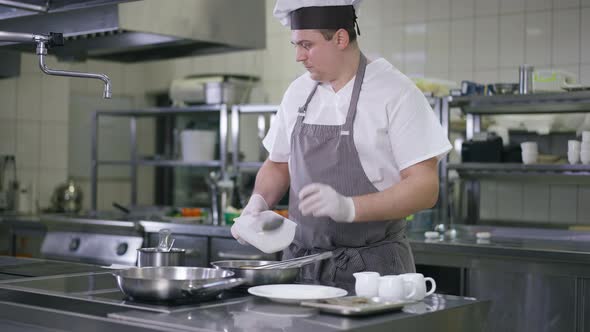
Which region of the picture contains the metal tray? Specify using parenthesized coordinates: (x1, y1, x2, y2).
(300, 296, 411, 316)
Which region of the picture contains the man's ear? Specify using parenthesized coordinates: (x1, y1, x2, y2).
(334, 28, 350, 49)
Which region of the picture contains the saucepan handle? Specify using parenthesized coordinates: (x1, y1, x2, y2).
(182, 277, 245, 296)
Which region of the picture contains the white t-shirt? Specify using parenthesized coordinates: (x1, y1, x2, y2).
(262, 57, 452, 191)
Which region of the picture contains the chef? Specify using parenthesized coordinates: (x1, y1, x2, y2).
(232, 0, 452, 291)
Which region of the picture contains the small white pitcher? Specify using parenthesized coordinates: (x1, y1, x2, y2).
(353, 271, 380, 297)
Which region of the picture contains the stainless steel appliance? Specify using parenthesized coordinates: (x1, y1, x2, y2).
(40, 214, 144, 266)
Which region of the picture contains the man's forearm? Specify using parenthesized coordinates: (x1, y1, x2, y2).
(252, 159, 290, 208)
(353, 158, 439, 222)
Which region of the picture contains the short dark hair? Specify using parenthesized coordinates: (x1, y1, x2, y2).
(318, 27, 357, 42)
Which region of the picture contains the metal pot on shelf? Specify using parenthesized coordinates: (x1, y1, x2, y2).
(51, 180, 83, 213)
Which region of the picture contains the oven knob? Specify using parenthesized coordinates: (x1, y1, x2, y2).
(69, 238, 80, 251)
(116, 243, 128, 256)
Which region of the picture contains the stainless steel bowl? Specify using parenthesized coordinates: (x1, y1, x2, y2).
(210, 260, 299, 286)
(113, 266, 243, 302)
(137, 247, 186, 267)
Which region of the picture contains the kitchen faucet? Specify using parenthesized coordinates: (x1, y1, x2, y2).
(0, 31, 111, 99)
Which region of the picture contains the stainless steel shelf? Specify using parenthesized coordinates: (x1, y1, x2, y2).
(448, 162, 590, 176)
(449, 91, 590, 114)
(236, 161, 264, 170)
(98, 159, 222, 167)
(95, 105, 227, 116)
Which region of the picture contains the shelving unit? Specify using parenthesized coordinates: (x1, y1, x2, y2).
(230, 104, 279, 174)
(446, 91, 590, 224)
(90, 105, 229, 211)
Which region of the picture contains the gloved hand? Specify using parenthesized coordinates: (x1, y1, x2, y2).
(298, 183, 355, 222)
(231, 194, 269, 245)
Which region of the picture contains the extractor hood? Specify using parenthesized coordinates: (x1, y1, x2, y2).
(0, 0, 266, 62)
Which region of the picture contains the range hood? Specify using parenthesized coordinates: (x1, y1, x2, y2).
(0, 0, 266, 62)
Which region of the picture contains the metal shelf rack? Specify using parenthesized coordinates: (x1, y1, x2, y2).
(230, 104, 279, 174)
(446, 91, 590, 223)
(90, 105, 229, 211)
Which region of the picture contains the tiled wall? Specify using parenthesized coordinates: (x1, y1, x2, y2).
(2, 0, 590, 219)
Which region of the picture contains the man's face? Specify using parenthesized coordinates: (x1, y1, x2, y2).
(291, 29, 340, 82)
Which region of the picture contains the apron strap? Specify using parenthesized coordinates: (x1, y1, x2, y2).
(342, 53, 368, 133)
(298, 82, 321, 117)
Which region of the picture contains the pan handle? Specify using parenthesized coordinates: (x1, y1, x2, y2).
(182, 277, 245, 296)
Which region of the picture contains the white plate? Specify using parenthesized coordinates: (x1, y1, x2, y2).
(248, 284, 347, 304)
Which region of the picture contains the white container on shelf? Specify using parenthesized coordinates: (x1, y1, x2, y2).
(180, 130, 216, 162)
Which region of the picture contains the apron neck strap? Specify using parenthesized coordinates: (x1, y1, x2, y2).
(299, 82, 320, 116)
(343, 52, 367, 131)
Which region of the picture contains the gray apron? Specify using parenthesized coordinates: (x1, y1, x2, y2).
(284, 53, 416, 292)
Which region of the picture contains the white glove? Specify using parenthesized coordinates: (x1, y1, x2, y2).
(298, 183, 355, 223)
(231, 194, 269, 245)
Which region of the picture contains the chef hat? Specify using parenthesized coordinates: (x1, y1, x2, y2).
(273, 0, 363, 34)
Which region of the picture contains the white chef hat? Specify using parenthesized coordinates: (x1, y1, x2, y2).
(273, 0, 363, 34)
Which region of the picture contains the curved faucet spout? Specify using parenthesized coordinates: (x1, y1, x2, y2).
(38, 53, 112, 99)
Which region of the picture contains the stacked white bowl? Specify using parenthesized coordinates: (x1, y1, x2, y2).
(568, 140, 581, 164)
(581, 131, 590, 165)
(521, 141, 538, 165)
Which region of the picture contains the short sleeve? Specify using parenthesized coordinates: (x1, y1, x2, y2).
(388, 88, 452, 171)
(262, 103, 291, 163)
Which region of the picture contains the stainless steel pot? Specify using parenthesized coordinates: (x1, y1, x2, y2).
(112, 266, 244, 302)
(137, 247, 186, 267)
(210, 260, 299, 286)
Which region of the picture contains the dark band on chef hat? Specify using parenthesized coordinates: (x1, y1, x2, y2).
(290, 5, 361, 35)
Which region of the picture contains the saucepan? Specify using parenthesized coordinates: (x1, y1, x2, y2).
(210, 252, 333, 286)
(112, 266, 245, 302)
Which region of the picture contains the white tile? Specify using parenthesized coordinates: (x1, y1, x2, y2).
(382, 24, 405, 71)
(382, 0, 405, 24)
(122, 63, 147, 96)
(451, 0, 475, 18)
(426, 21, 451, 74)
(40, 76, 69, 122)
(450, 18, 475, 72)
(359, 0, 382, 28)
(403, 23, 427, 75)
(40, 122, 68, 170)
(15, 120, 40, 169)
(582, 8, 590, 65)
(474, 16, 499, 70)
(474, 70, 500, 83)
(137, 167, 154, 206)
(0, 119, 16, 155)
(581, 64, 590, 84)
(499, 14, 526, 68)
(427, 0, 451, 21)
(497, 182, 523, 220)
(523, 183, 550, 222)
(19, 54, 39, 75)
(525, 11, 552, 66)
(0, 79, 17, 120)
(578, 186, 590, 224)
(16, 75, 42, 121)
(97, 181, 131, 211)
(501, 0, 525, 13)
(38, 168, 68, 209)
(475, 0, 499, 16)
(450, 70, 474, 82)
(360, 27, 384, 59)
(526, 0, 552, 11)
(479, 181, 497, 219)
(499, 68, 519, 82)
(552, 9, 581, 65)
(584, 0, 590, 7)
(550, 184, 578, 224)
(553, 0, 580, 9)
(404, 0, 427, 22)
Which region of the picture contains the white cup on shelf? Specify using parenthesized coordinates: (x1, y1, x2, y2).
(581, 141, 590, 151)
(400, 273, 437, 302)
(582, 131, 590, 142)
(522, 151, 538, 164)
(568, 140, 581, 152)
(520, 141, 538, 153)
(353, 271, 380, 298)
(568, 150, 580, 165)
(581, 149, 590, 165)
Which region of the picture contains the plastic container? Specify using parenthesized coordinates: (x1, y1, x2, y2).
(232, 211, 297, 254)
(180, 130, 216, 162)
